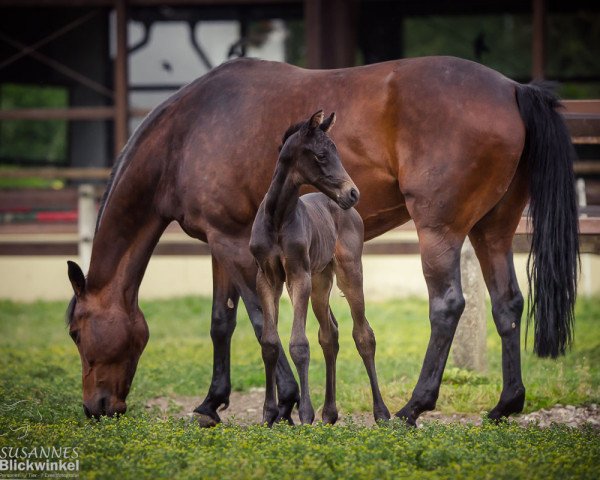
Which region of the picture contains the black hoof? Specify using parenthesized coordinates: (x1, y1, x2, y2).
(263, 405, 279, 427)
(395, 407, 417, 427)
(193, 404, 221, 428)
(322, 408, 339, 425)
(374, 403, 391, 423)
(193, 413, 220, 428)
(276, 394, 299, 425)
(488, 389, 525, 422)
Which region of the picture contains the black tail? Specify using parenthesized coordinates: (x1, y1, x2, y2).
(515, 82, 579, 358)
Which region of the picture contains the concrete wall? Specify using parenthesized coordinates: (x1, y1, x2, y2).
(2, 251, 599, 303)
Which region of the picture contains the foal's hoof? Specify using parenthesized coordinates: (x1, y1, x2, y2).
(262, 406, 279, 427)
(192, 413, 219, 428)
(322, 408, 339, 425)
(374, 405, 391, 423)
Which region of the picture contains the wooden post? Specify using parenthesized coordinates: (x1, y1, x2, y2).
(452, 238, 487, 372)
(305, 0, 322, 69)
(114, 0, 129, 157)
(78, 184, 96, 273)
(532, 0, 546, 80)
(304, 0, 357, 69)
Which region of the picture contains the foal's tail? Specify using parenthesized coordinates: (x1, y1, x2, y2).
(515, 82, 579, 358)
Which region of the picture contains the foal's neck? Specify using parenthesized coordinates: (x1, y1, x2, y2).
(263, 160, 301, 231)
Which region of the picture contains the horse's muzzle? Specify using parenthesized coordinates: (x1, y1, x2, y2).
(83, 397, 127, 419)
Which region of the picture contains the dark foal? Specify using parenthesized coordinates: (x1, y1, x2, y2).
(250, 111, 390, 426)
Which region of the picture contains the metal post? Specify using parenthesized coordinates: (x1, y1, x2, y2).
(452, 238, 487, 372)
(78, 184, 96, 273)
(114, 0, 129, 157)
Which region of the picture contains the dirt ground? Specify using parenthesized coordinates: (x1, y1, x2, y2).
(146, 389, 599, 429)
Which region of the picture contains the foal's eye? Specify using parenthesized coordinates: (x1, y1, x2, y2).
(314, 153, 327, 164)
(69, 330, 80, 344)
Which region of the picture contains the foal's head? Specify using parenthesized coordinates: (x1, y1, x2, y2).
(280, 110, 359, 209)
(66, 261, 149, 419)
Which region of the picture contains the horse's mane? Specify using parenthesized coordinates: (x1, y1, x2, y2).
(279, 121, 305, 152)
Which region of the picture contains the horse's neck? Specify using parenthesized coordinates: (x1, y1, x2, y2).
(86, 186, 167, 308)
(263, 162, 300, 231)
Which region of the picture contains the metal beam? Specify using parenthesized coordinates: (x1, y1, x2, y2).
(0, 107, 150, 120)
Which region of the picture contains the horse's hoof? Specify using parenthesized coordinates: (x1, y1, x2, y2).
(395, 407, 417, 427)
(276, 395, 299, 425)
(275, 414, 295, 426)
(488, 389, 526, 422)
(193, 413, 219, 428)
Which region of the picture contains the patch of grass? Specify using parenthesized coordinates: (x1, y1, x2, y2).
(0, 296, 598, 478)
(0, 416, 597, 480)
(0, 297, 599, 419)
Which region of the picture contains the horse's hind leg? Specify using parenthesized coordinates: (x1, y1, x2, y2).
(235, 267, 300, 424)
(334, 246, 391, 422)
(194, 254, 240, 426)
(396, 229, 465, 426)
(203, 238, 300, 425)
(310, 264, 339, 424)
(469, 181, 528, 420)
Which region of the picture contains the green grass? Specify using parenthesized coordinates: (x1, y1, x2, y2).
(0, 296, 598, 479)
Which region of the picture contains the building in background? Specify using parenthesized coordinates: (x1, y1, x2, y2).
(0, 0, 599, 172)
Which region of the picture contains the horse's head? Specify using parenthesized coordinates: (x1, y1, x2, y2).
(66, 261, 149, 419)
(280, 110, 360, 209)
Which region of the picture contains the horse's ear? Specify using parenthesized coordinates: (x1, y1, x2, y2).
(320, 112, 336, 133)
(308, 110, 325, 130)
(67, 261, 86, 297)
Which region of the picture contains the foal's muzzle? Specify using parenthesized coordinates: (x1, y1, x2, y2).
(338, 186, 360, 210)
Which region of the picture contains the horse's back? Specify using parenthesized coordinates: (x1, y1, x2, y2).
(129, 56, 525, 241)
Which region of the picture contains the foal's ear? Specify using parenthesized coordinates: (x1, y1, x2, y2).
(320, 112, 336, 133)
(67, 261, 86, 297)
(308, 110, 325, 130)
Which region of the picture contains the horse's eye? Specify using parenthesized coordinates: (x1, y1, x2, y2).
(314, 153, 327, 164)
(69, 330, 80, 344)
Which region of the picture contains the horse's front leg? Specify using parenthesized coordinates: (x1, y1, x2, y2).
(194, 254, 239, 427)
(256, 268, 284, 426)
(287, 266, 314, 425)
(396, 229, 465, 426)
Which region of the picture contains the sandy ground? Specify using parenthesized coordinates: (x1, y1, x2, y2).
(146, 389, 600, 429)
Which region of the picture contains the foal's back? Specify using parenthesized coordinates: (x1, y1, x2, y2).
(299, 193, 364, 273)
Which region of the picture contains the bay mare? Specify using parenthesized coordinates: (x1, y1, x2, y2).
(66, 56, 578, 426)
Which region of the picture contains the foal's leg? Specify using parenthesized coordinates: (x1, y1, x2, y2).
(310, 264, 339, 424)
(334, 247, 391, 422)
(287, 263, 315, 424)
(256, 268, 284, 426)
(194, 254, 239, 426)
(469, 177, 528, 421)
(396, 229, 466, 426)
